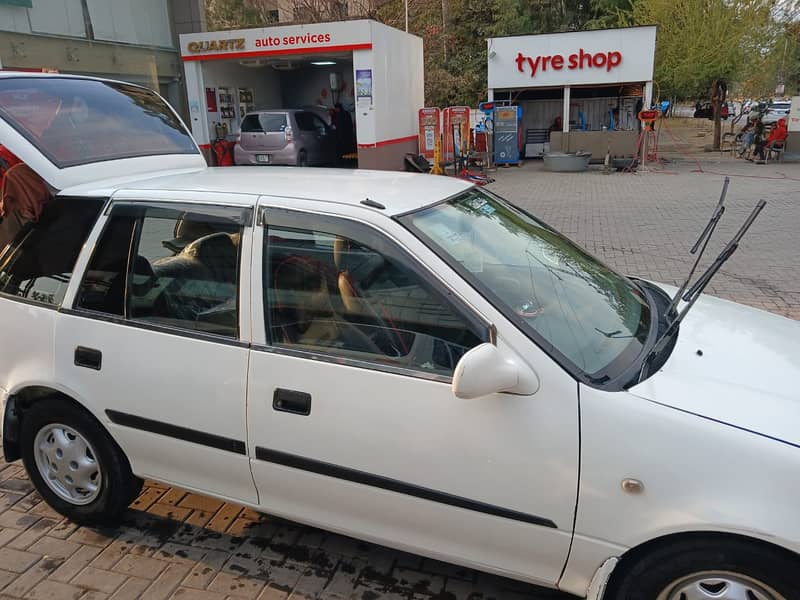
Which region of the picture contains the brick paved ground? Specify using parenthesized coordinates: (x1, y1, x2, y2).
(0, 141, 797, 599)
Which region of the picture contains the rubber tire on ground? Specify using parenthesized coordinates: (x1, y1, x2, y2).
(605, 537, 800, 600)
(20, 398, 143, 525)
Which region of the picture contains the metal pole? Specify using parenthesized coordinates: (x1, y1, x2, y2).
(405, 0, 409, 32)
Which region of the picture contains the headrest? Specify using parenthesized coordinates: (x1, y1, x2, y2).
(183, 232, 235, 261)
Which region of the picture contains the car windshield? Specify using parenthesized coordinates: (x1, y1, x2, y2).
(0, 77, 198, 168)
(402, 189, 652, 383)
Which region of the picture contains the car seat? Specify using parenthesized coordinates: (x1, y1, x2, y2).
(272, 254, 381, 354)
(182, 232, 238, 284)
(333, 237, 408, 356)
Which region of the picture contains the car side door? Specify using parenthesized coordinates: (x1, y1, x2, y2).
(54, 193, 258, 504)
(246, 200, 580, 586)
(292, 112, 319, 163)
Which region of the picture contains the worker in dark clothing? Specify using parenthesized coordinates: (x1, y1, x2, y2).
(332, 103, 355, 165)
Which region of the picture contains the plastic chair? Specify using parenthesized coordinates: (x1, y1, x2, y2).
(766, 141, 785, 163)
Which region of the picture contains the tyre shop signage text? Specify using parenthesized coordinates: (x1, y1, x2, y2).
(515, 49, 622, 78)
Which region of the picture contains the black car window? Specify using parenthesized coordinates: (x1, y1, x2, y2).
(310, 115, 328, 135)
(0, 196, 104, 307)
(293, 112, 316, 132)
(240, 114, 263, 133)
(260, 113, 288, 132)
(76, 203, 247, 339)
(265, 225, 483, 377)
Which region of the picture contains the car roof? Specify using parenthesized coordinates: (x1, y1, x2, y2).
(61, 166, 474, 217)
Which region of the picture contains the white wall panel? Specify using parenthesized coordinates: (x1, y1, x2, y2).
(367, 21, 423, 144)
(29, 0, 85, 37)
(87, 0, 172, 48)
(0, 5, 32, 34)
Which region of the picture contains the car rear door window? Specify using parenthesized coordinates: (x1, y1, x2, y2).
(265, 223, 483, 377)
(76, 203, 250, 339)
(0, 196, 104, 307)
(240, 114, 263, 133)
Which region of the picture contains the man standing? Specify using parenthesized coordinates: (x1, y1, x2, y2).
(332, 103, 355, 166)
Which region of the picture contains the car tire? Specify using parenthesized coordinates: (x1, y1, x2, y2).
(20, 398, 142, 525)
(297, 151, 308, 167)
(605, 537, 800, 600)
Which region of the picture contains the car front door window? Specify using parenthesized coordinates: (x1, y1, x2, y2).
(265, 222, 484, 378)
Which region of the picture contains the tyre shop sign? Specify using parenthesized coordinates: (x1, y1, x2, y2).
(487, 26, 656, 89)
(515, 49, 623, 78)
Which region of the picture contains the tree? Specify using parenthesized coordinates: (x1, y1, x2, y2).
(738, 16, 800, 99)
(206, 0, 381, 30)
(624, 0, 778, 150)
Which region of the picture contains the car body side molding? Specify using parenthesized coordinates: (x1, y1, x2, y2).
(255, 447, 558, 529)
(105, 410, 247, 455)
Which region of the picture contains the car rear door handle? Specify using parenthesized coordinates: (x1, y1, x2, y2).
(273, 388, 311, 416)
(74, 346, 102, 371)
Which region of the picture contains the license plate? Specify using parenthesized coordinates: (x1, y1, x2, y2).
(256, 154, 270, 163)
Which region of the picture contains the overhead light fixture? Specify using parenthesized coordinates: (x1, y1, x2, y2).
(311, 61, 336, 66)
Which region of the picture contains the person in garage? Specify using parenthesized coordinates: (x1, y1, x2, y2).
(332, 103, 355, 165)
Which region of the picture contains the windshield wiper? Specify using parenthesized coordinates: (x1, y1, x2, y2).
(665, 177, 729, 317)
(638, 188, 766, 383)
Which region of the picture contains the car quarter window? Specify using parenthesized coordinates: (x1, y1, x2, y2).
(263, 219, 485, 377)
(75, 203, 250, 339)
(0, 196, 104, 307)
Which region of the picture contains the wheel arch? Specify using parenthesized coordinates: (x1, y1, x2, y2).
(598, 530, 800, 599)
(2, 383, 105, 462)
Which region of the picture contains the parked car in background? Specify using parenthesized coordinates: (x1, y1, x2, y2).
(762, 101, 791, 126)
(694, 102, 729, 120)
(234, 109, 336, 167)
(3, 73, 800, 600)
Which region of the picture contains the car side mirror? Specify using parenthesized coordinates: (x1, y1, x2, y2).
(452, 343, 540, 399)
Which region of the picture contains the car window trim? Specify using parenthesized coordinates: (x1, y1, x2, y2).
(60, 307, 250, 349)
(258, 206, 492, 381)
(71, 199, 252, 343)
(250, 343, 454, 384)
(0, 291, 59, 310)
(106, 201, 254, 226)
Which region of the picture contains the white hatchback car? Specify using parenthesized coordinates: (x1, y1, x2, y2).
(1, 74, 800, 600)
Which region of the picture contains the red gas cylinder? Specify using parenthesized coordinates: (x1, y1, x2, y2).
(212, 140, 235, 166)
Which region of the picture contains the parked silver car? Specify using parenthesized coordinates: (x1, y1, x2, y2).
(234, 109, 336, 166)
(762, 101, 791, 125)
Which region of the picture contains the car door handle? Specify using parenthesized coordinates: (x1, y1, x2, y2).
(273, 388, 311, 416)
(74, 346, 102, 371)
